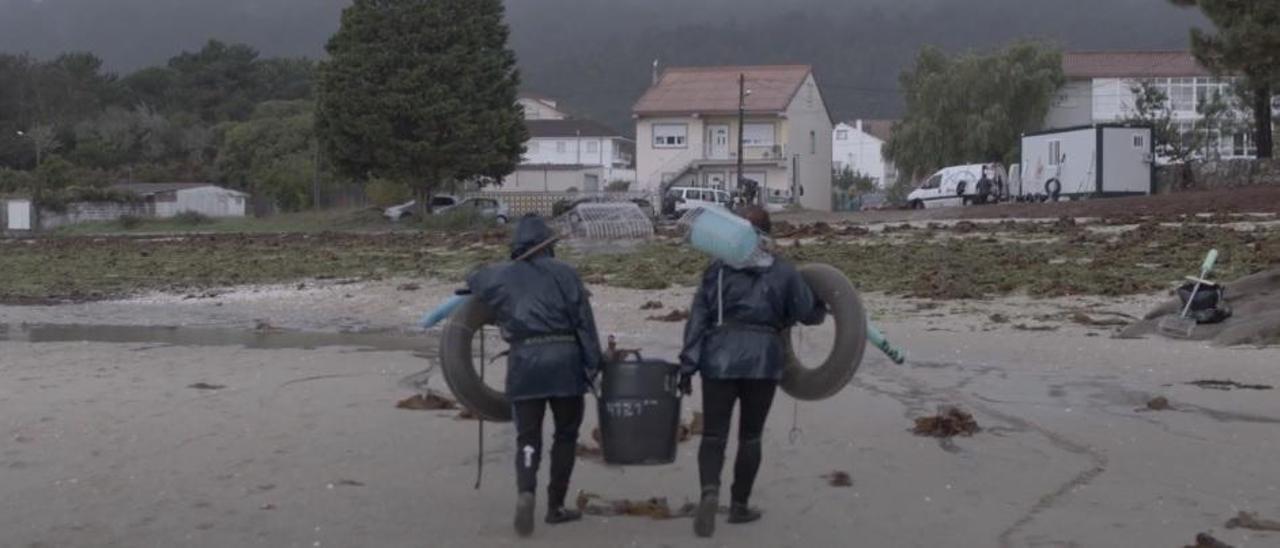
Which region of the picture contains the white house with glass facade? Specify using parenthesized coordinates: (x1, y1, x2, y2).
(1044, 51, 1257, 159)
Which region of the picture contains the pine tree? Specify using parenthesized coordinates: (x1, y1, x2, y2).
(1170, 0, 1280, 158)
(316, 0, 527, 208)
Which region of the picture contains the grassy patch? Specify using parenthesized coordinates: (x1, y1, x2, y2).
(3, 222, 1278, 303)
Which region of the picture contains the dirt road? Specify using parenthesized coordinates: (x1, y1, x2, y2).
(2, 281, 1278, 547)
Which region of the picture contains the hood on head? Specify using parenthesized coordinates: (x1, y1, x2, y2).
(511, 214, 555, 259)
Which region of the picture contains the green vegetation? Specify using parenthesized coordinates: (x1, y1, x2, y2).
(317, 0, 526, 209)
(1170, 0, 1280, 159)
(7, 221, 1277, 303)
(884, 42, 1065, 183)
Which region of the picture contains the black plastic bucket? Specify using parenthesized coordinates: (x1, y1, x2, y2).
(597, 356, 682, 465)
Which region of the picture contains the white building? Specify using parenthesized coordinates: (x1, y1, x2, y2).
(499, 119, 636, 193)
(517, 93, 569, 121)
(1045, 51, 1257, 159)
(832, 119, 897, 188)
(633, 64, 834, 211)
(111, 183, 248, 218)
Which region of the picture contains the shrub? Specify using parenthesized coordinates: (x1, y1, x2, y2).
(419, 207, 490, 231)
(173, 210, 214, 226)
(118, 215, 143, 229)
(365, 179, 413, 208)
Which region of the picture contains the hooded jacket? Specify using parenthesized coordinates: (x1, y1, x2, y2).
(679, 258, 825, 380)
(466, 216, 604, 401)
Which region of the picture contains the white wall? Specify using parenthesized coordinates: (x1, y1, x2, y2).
(156, 187, 247, 218)
(6, 199, 31, 230)
(832, 121, 890, 188)
(636, 117, 705, 192)
(1102, 127, 1153, 194)
(1021, 128, 1099, 197)
(1044, 80, 1094, 129)
(499, 166, 605, 192)
(523, 136, 613, 166)
(517, 98, 567, 120)
(786, 73, 833, 211)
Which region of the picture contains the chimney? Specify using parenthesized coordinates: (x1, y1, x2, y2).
(856, 119, 863, 132)
(652, 59, 660, 85)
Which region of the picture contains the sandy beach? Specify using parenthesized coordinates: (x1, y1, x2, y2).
(3, 278, 1278, 547)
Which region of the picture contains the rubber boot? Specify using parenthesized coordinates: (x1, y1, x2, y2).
(693, 486, 719, 538)
(514, 492, 535, 537)
(545, 506, 583, 524)
(727, 502, 762, 524)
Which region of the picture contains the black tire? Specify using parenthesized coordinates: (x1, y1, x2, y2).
(1045, 178, 1062, 199)
(781, 264, 869, 401)
(439, 297, 513, 421)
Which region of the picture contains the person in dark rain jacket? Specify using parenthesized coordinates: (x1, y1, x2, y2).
(678, 205, 826, 538)
(466, 214, 604, 537)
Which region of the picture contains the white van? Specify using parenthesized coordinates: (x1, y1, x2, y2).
(906, 163, 1006, 209)
(663, 186, 733, 217)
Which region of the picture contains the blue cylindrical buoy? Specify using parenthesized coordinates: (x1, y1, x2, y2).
(420, 294, 470, 329)
(688, 206, 761, 267)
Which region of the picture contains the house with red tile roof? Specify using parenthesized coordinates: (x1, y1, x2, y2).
(1046, 50, 1256, 158)
(633, 64, 834, 211)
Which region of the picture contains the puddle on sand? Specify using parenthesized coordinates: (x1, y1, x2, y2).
(0, 323, 438, 354)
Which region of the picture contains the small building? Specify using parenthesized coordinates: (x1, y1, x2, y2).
(832, 119, 898, 189)
(517, 92, 570, 120)
(500, 118, 636, 193)
(633, 64, 834, 211)
(1017, 124, 1154, 200)
(110, 183, 248, 218)
(1044, 51, 1257, 159)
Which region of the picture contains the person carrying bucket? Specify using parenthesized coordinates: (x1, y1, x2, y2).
(678, 205, 827, 538)
(465, 214, 604, 537)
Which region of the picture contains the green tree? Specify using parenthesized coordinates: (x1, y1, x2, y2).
(832, 165, 877, 195)
(317, 0, 527, 212)
(167, 40, 265, 123)
(884, 42, 1065, 182)
(215, 100, 321, 210)
(1170, 0, 1280, 158)
(1124, 79, 1236, 166)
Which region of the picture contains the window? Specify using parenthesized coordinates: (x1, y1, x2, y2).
(835, 129, 849, 141)
(585, 140, 599, 154)
(556, 141, 567, 153)
(810, 131, 817, 154)
(1048, 140, 1062, 166)
(653, 124, 688, 148)
(742, 123, 775, 146)
(1133, 134, 1145, 149)
(1169, 77, 1195, 112)
(922, 174, 942, 190)
(527, 141, 539, 154)
(1231, 132, 1257, 157)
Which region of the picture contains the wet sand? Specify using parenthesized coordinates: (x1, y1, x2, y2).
(2, 281, 1279, 547)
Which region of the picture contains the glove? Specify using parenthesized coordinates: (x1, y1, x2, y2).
(677, 373, 694, 396)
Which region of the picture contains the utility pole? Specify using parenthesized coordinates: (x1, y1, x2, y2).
(737, 73, 746, 200)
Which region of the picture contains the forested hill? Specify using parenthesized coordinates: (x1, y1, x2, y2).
(0, 0, 1204, 133)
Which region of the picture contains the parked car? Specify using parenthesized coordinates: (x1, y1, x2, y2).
(906, 163, 1006, 209)
(440, 197, 511, 224)
(383, 195, 510, 223)
(552, 195, 655, 218)
(661, 186, 733, 218)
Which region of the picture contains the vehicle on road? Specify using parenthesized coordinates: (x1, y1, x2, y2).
(661, 186, 733, 218)
(385, 196, 511, 223)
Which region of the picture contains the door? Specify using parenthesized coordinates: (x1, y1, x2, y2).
(708, 125, 730, 159)
(584, 173, 600, 192)
(705, 172, 726, 189)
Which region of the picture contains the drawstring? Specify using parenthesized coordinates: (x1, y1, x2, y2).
(475, 326, 485, 490)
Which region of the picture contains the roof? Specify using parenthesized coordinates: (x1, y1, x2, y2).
(526, 119, 625, 138)
(858, 119, 896, 142)
(633, 65, 813, 116)
(518, 91, 558, 105)
(1062, 51, 1213, 79)
(110, 182, 245, 196)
